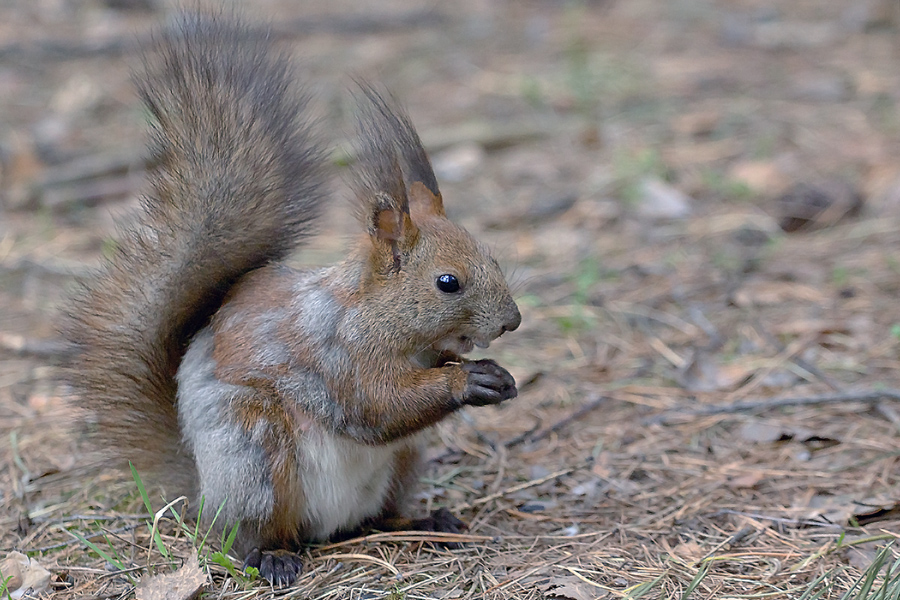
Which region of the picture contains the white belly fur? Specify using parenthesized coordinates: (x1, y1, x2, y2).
(297, 428, 420, 540)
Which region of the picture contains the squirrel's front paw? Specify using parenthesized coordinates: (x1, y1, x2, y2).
(461, 359, 517, 406)
(243, 548, 302, 587)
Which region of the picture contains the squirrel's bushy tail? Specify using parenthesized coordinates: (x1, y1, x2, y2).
(61, 14, 328, 490)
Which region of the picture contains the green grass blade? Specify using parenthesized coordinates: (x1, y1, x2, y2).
(222, 521, 240, 556)
(798, 569, 837, 600)
(69, 529, 127, 571)
(625, 574, 665, 599)
(193, 496, 206, 544)
(130, 462, 173, 560)
(130, 462, 154, 515)
(197, 497, 227, 554)
(681, 563, 710, 600)
(208, 551, 244, 582)
(1, 572, 13, 600)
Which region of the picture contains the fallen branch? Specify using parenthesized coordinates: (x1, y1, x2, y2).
(645, 389, 900, 425)
(0, 256, 90, 278)
(506, 394, 609, 448)
(40, 172, 145, 211)
(35, 149, 147, 190)
(452, 461, 589, 512)
(0, 332, 71, 359)
(0, 9, 446, 61)
(316, 530, 492, 552)
(752, 318, 843, 392)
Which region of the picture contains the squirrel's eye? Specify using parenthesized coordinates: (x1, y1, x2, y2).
(436, 274, 461, 293)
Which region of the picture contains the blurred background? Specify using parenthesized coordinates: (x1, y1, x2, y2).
(2, 1, 900, 598)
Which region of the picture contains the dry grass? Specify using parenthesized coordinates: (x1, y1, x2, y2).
(3, 0, 900, 598)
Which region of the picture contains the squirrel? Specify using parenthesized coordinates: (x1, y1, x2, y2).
(60, 13, 520, 586)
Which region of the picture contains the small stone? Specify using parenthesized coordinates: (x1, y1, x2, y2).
(635, 178, 692, 219)
(671, 110, 721, 137)
(432, 142, 485, 183)
(777, 180, 863, 232)
(529, 465, 550, 479)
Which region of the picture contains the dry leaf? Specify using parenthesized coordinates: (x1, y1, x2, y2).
(846, 544, 880, 570)
(591, 452, 612, 478)
(802, 494, 898, 526)
(0, 552, 52, 599)
(850, 498, 900, 526)
(679, 350, 755, 392)
(671, 541, 705, 562)
(542, 575, 606, 600)
(738, 422, 790, 443)
(136, 555, 206, 600)
(727, 471, 766, 490)
(738, 421, 840, 448)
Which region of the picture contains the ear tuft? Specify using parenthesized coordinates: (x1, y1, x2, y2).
(408, 181, 445, 218)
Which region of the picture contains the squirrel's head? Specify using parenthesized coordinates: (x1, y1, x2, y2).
(350, 86, 520, 363)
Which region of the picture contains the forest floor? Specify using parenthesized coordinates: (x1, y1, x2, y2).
(2, 1, 900, 598)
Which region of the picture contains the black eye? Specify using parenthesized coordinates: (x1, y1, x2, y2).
(436, 274, 460, 293)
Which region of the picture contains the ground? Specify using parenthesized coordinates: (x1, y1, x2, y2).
(2, 0, 900, 598)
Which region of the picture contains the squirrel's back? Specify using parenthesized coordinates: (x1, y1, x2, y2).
(61, 14, 329, 486)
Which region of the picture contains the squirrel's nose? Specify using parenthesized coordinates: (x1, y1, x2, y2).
(501, 302, 521, 334)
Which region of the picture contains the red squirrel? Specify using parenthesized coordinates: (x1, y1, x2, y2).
(61, 13, 520, 586)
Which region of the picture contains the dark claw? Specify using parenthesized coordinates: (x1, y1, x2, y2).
(244, 547, 262, 570)
(244, 548, 303, 586)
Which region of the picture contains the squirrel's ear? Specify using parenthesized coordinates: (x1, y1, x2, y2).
(408, 181, 445, 218)
(367, 190, 418, 272)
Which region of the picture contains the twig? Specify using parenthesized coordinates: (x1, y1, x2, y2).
(693, 526, 757, 566)
(0, 332, 71, 359)
(310, 553, 401, 577)
(505, 395, 609, 448)
(707, 509, 843, 529)
(501, 417, 542, 448)
(316, 531, 492, 552)
(645, 388, 900, 425)
(30, 523, 144, 553)
(40, 171, 145, 211)
(0, 9, 447, 61)
(0, 256, 90, 278)
(35, 149, 146, 190)
(452, 461, 589, 512)
(752, 319, 843, 392)
(431, 396, 606, 462)
(459, 410, 498, 451)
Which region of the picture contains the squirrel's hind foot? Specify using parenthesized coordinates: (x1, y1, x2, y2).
(243, 548, 302, 587)
(410, 507, 468, 549)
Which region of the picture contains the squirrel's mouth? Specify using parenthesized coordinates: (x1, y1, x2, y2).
(424, 335, 482, 367)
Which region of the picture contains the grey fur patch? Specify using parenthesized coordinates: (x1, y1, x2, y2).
(252, 310, 291, 367)
(277, 368, 342, 426)
(293, 285, 341, 340)
(177, 327, 275, 526)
